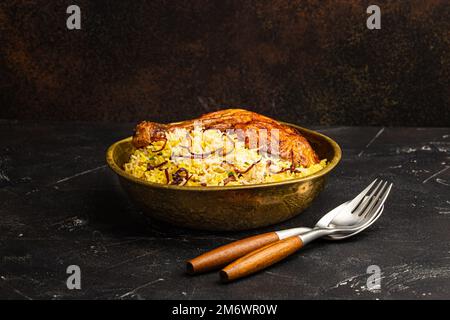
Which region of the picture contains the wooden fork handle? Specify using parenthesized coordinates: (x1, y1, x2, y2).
(186, 232, 280, 274)
(220, 236, 303, 282)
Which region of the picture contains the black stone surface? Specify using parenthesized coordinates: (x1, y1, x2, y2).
(1, 120, 449, 299)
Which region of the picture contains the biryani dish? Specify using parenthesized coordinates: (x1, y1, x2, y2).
(124, 109, 326, 186)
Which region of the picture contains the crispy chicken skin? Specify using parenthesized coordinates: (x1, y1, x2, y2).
(132, 109, 319, 167)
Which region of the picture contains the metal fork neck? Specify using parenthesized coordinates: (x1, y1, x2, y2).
(298, 228, 335, 246)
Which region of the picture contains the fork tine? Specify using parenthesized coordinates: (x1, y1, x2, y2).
(328, 182, 392, 236)
(342, 183, 391, 232)
(352, 179, 384, 215)
(355, 180, 387, 216)
(363, 182, 393, 219)
(347, 179, 378, 212)
(360, 181, 391, 219)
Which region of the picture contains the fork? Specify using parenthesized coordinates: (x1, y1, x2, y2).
(219, 180, 392, 282)
(187, 179, 385, 274)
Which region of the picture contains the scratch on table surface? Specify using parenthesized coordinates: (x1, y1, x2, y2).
(106, 238, 145, 247)
(396, 147, 417, 154)
(435, 206, 450, 215)
(328, 273, 365, 290)
(105, 251, 158, 270)
(265, 271, 301, 282)
(436, 178, 450, 186)
(358, 127, 385, 157)
(54, 165, 106, 184)
(0, 171, 10, 182)
(119, 278, 164, 299)
(25, 188, 40, 195)
(327, 263, 450, 295)
(429, 142, 450, 153)
(1, 276, 33, 300)
(384, 264, 450, 293)
(316, 126, 348, 133)
(189, 285, 197, 300)
(51, 216, 88, 231)
(90, 230, 108, 254)
(422, 166, 450, 184)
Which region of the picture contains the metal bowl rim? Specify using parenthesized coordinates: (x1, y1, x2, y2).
(106, 123, 341, 191)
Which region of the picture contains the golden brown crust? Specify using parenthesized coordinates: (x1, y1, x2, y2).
(132, 121, 167, 148)
(132, 109, 319, 167)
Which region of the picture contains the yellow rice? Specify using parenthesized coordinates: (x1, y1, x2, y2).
(124, 128, 326, 186)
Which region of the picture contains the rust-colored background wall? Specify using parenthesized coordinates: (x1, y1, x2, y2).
(0, 1, 449, 125)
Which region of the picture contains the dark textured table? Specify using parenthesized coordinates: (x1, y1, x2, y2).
(1, 120, 449, 300)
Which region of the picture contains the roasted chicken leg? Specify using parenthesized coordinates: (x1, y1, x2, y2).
(132, 109, 319, 168)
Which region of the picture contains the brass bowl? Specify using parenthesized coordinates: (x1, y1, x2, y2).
(106, 124, 341, 231)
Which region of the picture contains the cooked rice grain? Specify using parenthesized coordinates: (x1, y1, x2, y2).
(124, 129, 326, 186)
